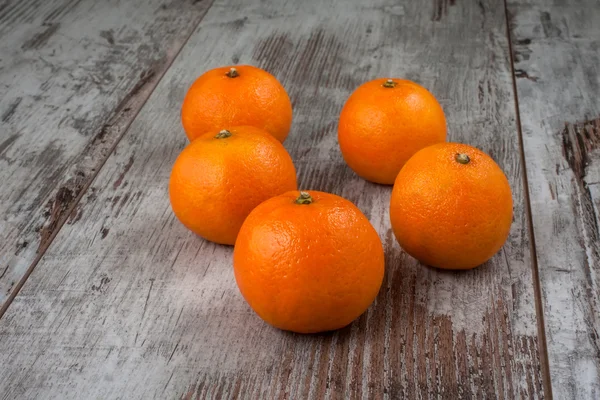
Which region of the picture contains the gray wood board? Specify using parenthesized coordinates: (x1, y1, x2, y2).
(0, 0, 546, 398)
(508, 0, 600, 398)
(0, 0, 213, 311)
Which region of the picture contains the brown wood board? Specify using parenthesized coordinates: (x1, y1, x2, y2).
(507, 0, 600, 397)
(0, 0, 213, 311)
(0, 0, 546, 398)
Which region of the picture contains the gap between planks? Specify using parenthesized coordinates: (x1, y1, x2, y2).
(0, 0, 217, 320)
(502, 0, 552, 397)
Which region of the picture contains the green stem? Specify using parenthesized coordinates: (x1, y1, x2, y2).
(226, 67, 239, 78)
(382, 79, 397, 88)
(455, 153, 470, 164)
(295, 191, 313, 205)
(215, 130, 232, 139)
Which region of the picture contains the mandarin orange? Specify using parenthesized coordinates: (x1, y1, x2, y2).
(338, 78, 446, 184)
(181, 65, 292, 142)
(233, 190, 384, 333)
(390, 143, 513, 270)
(169, 126, 297, 245)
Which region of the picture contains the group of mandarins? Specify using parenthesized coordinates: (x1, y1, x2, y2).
(169, 65, 513, 334)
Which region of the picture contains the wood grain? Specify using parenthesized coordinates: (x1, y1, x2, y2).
(0, 0, 545, 398)
(0, 0, 213, 311)
(507, 0, 600, 398)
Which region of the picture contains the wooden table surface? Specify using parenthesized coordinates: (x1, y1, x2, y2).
(0, 0, 598, 398)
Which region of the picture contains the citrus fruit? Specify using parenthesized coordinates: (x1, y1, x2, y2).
(389, 143, 513, 270)
(233, 190, 385, 333)
(181, 65, 292, 142)
(338, 78, 447, 184)
(169, 126, 297, 245)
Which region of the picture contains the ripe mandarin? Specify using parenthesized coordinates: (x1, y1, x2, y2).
(338, 78, 447, 184)
(234, 190, 385, 333)
(169, 126, 297, 245)
(390, 143, 513, 270)
(181, 65, 292, 142)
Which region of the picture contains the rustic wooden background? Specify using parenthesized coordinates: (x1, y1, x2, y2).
(0, 0, 598, 398)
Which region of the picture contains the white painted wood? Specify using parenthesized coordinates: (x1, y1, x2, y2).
(508, 0, 600, 398)
(0, 0, 212, 310)
(0, 0, 545, 398)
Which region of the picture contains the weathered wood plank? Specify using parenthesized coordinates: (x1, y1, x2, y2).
(0, 0, 545, 398)
(0, 0, 213, 311)
(507, 0, 600, 398)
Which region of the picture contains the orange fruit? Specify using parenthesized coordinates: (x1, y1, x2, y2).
(338, 78, 447, 184)
(181, 65, 292, 142)
(233, 190, 385, 333)
(169, 126, 297, 245)
(389, 143, 513, 270)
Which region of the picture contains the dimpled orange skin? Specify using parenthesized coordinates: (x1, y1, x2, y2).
(390, 143, 513, 270)
(181, 65, 292, 142)
(338, 78, 447, 185)
(233, 191, 385, 333)
(169, 126, 297, 245)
